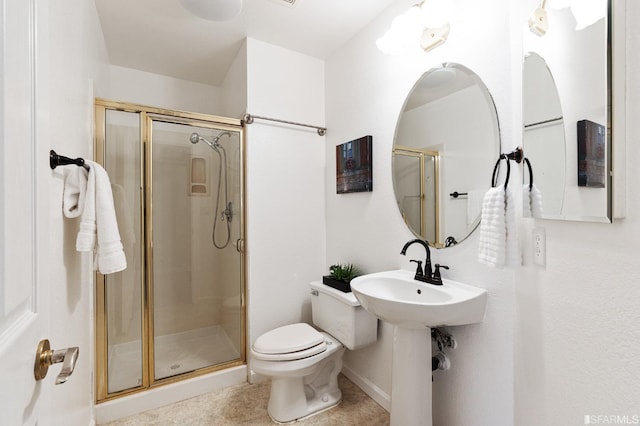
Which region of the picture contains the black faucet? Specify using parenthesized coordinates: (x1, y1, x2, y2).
(400, 239, 449, 286)
(400, 239, 433, 283)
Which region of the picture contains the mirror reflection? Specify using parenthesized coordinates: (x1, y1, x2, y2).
(522, 1, 610, 222)
(392, 63, 500, 248)
(523, 52, 565, 217)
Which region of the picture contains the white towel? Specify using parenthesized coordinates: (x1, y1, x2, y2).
(68, 160, 127, 274)
(523, 184, 544, 218)
(504, 187, 521, 267)
(478, 187, 506, 267)
(62, 167, 88, 218)
(478, 186, 521, 268)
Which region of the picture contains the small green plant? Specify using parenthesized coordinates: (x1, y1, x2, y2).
(328, 263, 362, 283)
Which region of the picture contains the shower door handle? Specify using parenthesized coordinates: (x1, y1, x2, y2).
(236, 238, 244, 253)
(34, 339, 80, 385)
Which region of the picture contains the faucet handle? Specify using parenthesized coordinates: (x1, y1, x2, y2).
(432, 264, 449, 284)
(409, 259, 424, 277)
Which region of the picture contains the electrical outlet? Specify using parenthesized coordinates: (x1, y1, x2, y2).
(532, 227, 546, 267)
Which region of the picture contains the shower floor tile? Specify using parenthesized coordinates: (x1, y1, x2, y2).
(108, 325, 240, 393)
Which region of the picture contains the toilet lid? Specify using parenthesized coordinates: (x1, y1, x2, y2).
(253, 323, 325, 355)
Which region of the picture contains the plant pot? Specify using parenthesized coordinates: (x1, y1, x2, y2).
(322, 275, 352, 293)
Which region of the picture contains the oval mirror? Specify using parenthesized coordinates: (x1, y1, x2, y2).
(523, 52, 566, 217)
(392, 63, 500, 248)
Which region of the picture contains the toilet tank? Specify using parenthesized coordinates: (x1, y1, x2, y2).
(309, 281, 377, 350)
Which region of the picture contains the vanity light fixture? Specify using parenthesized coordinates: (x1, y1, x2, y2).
(528, 0, 549, 36)
(528, 0, 606, 36)
(376, 0, 451, 55)
(179, 0, 243, 21)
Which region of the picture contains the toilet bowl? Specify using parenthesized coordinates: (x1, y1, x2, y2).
(250, 281, 377, 423)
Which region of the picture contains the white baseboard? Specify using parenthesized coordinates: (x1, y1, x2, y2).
(341, 364, 391, 412)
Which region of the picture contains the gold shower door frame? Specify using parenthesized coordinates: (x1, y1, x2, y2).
(94, 99, 247, 403)
(393, 146, 441, 246)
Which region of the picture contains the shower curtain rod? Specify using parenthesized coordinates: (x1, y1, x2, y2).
(242, 113, 326, 136)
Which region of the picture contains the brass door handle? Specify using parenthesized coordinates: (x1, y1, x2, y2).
(34, 339, 80, 384)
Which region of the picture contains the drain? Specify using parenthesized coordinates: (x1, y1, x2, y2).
(170, 364, 181, 370)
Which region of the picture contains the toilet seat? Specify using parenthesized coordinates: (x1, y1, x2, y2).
(252, 323, 327, 361)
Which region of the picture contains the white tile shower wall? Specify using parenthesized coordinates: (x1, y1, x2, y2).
(325, 0, 517, 423)
(245, 38, 327, 352)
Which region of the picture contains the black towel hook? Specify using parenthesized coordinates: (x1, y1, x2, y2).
(523, 157, 534, 191)
(50, 150, 89, 171)
(505, 146, 523, 164)
(491, 154, 510, 190)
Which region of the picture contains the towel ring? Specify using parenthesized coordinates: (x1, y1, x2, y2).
(523, 157, 534, 191)
(491, 154, 510, 190)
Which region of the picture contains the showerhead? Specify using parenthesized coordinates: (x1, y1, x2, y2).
(212, 131, 232, 145)
(189, 132, 217, 150)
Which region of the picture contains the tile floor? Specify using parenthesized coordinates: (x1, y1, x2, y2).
(101, 374, 390, 425)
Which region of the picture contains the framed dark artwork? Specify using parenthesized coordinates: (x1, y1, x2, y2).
(336, 135, 373, 194)
(577, 120, 606, 188)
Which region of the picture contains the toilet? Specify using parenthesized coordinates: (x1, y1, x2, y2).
(250, 281, 378, 423)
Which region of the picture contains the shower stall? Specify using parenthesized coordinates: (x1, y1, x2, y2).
(94, 100, 245, 402)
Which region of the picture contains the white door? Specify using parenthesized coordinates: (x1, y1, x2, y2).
(0, 0, 51, 423)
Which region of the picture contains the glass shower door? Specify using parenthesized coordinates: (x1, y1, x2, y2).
(95, 100, 245, 402)
(102, 109, 144, 395)
(148, 118, 244, 381)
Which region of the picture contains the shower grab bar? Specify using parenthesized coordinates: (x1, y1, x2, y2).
(242, 113, 326, 136)
(50, 150, 90, 171)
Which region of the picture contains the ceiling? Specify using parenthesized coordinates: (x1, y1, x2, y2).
(95, 0, 398, 86)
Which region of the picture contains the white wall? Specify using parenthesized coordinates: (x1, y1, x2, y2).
(109, 65, 222, 115)
(325, 0, 519, 423)
(43, 0, 110, 424)
(515, 1, 640, 424)
(244, 38, 327, 365)
(221, 41, 248, 120)
(327, 0, 640, 425)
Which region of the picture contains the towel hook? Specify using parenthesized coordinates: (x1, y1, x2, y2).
(491, 154, 510, 190)
(50, 150, 89, 171)
(523, 157, 534, 191)
(505, 146, 523, 164)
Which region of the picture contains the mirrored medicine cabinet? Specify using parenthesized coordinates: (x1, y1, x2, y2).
(522, 0, 624, 223)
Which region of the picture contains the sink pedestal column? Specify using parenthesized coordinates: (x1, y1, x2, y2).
(391, 326, 432, 426)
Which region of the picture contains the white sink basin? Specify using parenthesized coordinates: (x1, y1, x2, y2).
(350, 269, 487, 328)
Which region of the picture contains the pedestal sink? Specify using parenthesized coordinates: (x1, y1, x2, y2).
(350, 269, 487, 426)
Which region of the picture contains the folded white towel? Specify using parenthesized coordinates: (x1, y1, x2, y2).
(62, 167, 89, 218)
(522, 184, 544, 219)
(504, 186, 521, 267)
(478, 186, 521, 268)
(75, 160, 127, 274)
(478, 187, 506, 268)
